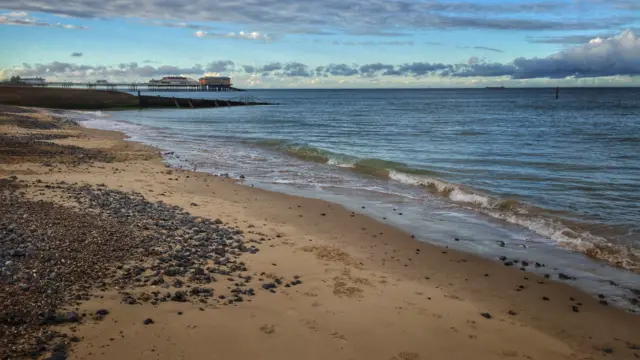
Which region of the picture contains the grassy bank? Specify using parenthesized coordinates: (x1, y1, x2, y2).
(0, 86, 139, 110)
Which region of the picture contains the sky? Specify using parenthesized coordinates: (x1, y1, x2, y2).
(1, 0, 640, 88)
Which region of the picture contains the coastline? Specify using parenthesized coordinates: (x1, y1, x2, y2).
(1, 106, 638, 359)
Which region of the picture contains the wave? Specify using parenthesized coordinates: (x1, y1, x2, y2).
(247, 139, 639, 272)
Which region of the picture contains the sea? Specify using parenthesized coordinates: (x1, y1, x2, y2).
(68, 88, 640, 310)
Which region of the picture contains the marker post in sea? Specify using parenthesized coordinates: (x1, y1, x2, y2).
(555, 87, 559, 100)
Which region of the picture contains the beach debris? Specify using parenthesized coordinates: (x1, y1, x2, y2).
(143, 318, 154, 325)
(480, 312, 492, 319)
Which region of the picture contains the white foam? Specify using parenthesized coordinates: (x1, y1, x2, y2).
(484, 210, 639, 272)
(389, 170, 492, 207)
(327, 157, 356, 168)
(448, 188, 492, 207)
(80, 119, 146, 133)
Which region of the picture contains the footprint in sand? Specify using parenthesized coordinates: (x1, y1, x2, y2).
(259, 325, 276, 334)
(391, 352, 421, 360)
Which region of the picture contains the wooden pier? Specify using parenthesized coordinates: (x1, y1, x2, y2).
(36, 82, 245, 92)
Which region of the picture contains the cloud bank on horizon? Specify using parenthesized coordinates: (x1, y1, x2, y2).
(1, 0, 640, 87)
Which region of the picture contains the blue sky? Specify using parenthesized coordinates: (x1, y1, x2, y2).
(1, 0, 640, 88)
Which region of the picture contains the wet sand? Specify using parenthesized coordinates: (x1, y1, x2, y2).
(0, 107, 638, 360)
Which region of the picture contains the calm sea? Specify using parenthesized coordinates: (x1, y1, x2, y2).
(73, 88, 640, 308)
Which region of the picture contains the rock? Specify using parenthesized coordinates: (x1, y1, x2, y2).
(481, 312, 492, 319)
(602, 347, 613, 354)
(96, 309, 109, 316)
(558, 273, 575, 280)
(599, 300, 609, 306)
(164, 267, 180, 276)
(214, 218, 223, 224)
(65, 312, 80, 323)
(542, 296, 550, 301)
(508, 310, 517, 316)
(143, 318, 154, 325)
(261, 283, 277, 290)
(504, 261, 513, 267)
(499, 256, 507, 261)
(150, 276, 165, 285)
(572, 305, 580, 312)
(170, 291, 187, 302)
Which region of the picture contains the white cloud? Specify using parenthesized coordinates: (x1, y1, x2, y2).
(0, 11, 87, 29)
(6, 11, 28, 17)
(193, 30, 270, 41)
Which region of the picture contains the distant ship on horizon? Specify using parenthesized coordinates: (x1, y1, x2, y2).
(485, 85, 505, 89)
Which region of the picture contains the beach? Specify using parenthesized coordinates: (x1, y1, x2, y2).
(0, 106, 639, 359)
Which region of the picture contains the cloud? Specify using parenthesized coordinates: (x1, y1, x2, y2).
(331, 40, 414, 46)
(471, 46, 503, 53)
(281, 62, 311, 77)
(323, 64, 359, 76)
(7, 31, 640, 82)
(206, 60, 235, 73)
(146, 20, 214, 30)
(10, 61, 205, 80)
(1, 0, 636, 36)
(259, 62, 283, 72)
(0, 12, 87, 29)
(455, 29, 640, 78)
(193, 30, 270, 41)
(456, 45, 504, 53)
(5, 11, 28, 17)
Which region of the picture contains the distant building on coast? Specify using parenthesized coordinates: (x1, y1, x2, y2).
(96, 80, 109, 84)
(199, 76, 232, 87)
(148, 76, 199, 86)
(21, 77, 46, 85)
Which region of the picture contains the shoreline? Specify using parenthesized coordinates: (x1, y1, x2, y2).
(1, 106, 639, 359)
(78, 108, 640, 309)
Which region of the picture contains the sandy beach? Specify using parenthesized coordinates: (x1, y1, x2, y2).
(0, 106, 638, 360)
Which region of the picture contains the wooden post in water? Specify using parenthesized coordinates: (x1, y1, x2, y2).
(555, 87, 559, 100)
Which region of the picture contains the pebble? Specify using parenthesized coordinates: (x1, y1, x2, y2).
(143, 318, 154, 325)
(480, 312, 492, 319)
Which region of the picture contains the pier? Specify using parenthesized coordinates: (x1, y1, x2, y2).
(38, 82, 245, 92)
(0, 86, 272, 110)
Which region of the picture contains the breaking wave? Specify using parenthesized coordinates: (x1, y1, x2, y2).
(249, 139, 639, 272)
